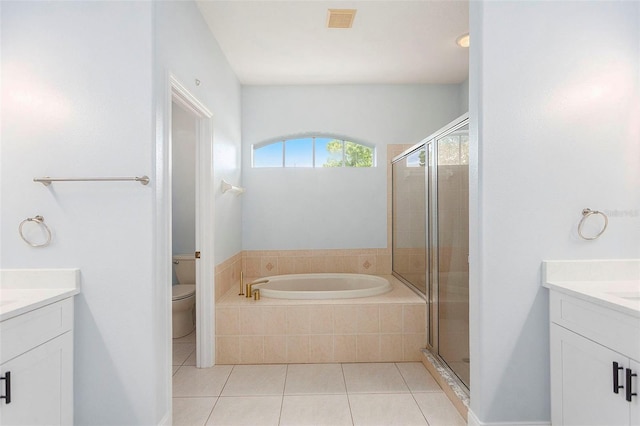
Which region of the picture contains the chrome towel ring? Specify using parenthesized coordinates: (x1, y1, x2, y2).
(19, 215, 52, 247)
(578, 208, 608, 240)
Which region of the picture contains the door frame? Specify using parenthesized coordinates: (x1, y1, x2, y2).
(170, 76, 215, 368)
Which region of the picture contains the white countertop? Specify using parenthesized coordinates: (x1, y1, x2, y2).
(542, 260, 640, 318)
(0, 269, 80, 322)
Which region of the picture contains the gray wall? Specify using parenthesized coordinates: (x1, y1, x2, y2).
(241, 84, 466, 250)
(469, 1, 640, 424)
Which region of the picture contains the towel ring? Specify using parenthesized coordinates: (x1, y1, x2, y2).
(578, 208, 608, 240)
(19, 215, 52, 247)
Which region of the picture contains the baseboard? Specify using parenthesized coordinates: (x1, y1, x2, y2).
(157, 410, 171, 426)
(467, 409, 551, 426)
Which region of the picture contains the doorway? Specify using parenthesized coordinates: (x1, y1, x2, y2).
(169, 77, 215, 369)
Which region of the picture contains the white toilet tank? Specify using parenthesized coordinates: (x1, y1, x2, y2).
(173, 254, 195, 284)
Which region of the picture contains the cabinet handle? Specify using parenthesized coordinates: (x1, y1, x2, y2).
(626, 368, 637, 402)
(0, 371, 10, 404)
(613, 362, 624, 394)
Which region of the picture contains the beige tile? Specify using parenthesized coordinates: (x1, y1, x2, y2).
(278, 257, 296, 274)
(357, 305, 379, 333)
(403, 333, 426, 362)
(286, 335, 310, 363)
(207, 396, 282, 426)
(333, 335, 357, 362)
(261, 257, 278, 275)
(216, 307, 239, 335)
(358, 254, 377, 274)
(380, 304, 403, 333)
(293, 257, 311, 274)
(356, 334, 381, 362)
(413, 392, 466, 426)
(215, 336, 239, 364)
(264, 335, 287, 363)
(173, 343, 196, 366)
(239, 336, 264, 364)
(263, 306, 286, 335)
(244, 257, 261, 277)
(334, 305, 357, 333)
(172, 397, 216, 426)
(309, 257, 327, 273)
(286, 306, 310, 335)
(221, 365, 287, 396)
(184, 349, 197, 366)
(376, 254, 392, 274)
(280, 395, 352, 426)
(239, 307, 264, 335)
(284, 363, 346, 395)
(349, 393, 428, 425)
(172, 365, 180, 375)
(173, 365, 233, 397)
(309, 335, 334, 363)
(403, 304, 426, 333)
(342, 363, 409, 394)
(380, 334, 404, 362)
(396, 362, 442, 392)
(309, 305, 333, 334)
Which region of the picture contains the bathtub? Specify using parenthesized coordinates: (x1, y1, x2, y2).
(253, 273, 392, 300)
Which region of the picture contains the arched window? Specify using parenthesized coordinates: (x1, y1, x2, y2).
(252, 136, 375, 168)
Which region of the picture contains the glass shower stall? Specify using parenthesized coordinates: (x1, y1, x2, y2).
(392, 115, 470, 391)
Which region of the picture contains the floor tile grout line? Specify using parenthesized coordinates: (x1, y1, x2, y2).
(341, 363, 356, 426)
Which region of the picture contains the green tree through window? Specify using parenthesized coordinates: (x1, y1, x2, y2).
(323, 140, 373, 167)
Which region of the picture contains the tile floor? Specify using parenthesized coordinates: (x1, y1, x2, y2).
(173, 333, 465, 426)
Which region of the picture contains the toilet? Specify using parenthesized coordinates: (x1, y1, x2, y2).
(172, 254, 196, 338)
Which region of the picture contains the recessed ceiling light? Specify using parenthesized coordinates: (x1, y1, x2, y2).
(456, 33, 470, 48)
(327, 9, 356, 29)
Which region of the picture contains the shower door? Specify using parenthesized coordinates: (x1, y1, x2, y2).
(392, 115, 469, 391)
(391, 146, 428, 295)
(434, 123, 470, 388)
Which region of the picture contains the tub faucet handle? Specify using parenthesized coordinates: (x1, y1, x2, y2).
(253, 289, 261, 301)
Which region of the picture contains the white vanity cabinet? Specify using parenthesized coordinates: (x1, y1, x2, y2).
(0, 297, 74, 425)
(548, 290, 640, 426)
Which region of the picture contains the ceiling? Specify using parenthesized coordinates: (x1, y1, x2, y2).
(196, 1, 469, 85)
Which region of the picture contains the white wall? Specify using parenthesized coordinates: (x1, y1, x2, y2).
(469, 1, 640, 424)
(242, 84, 464, 250)
(158, 2, 243, 265)
(1, 1, 242, 424)
(1, 1, 157, 424)
(172, 102, 197, 259)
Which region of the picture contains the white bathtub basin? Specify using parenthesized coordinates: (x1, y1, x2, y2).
(254, 273, 392, 300)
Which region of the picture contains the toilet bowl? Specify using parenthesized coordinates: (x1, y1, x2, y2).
(172, 255, 196, 338)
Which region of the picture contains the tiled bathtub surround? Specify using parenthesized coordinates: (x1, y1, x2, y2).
(214, 250, 393, 302)
(214, 252, 243, 301)
(216, 276, 426, 364)
(242, 249, 392, 278)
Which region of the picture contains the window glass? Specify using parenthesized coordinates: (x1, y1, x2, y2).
(345, 141, 373, 167)
(253, 141, 283, 167)
(252, 136, 374, 168)
(320, 139, 345, 167)
(285, 138, 313, 167)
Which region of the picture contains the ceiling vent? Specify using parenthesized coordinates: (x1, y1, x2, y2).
(327, 9, 356, 29)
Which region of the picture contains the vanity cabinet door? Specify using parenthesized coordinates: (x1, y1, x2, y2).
(0, 332, 73, 426)
(630, 359, 640, 426)
(551, 324, 629, 426)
